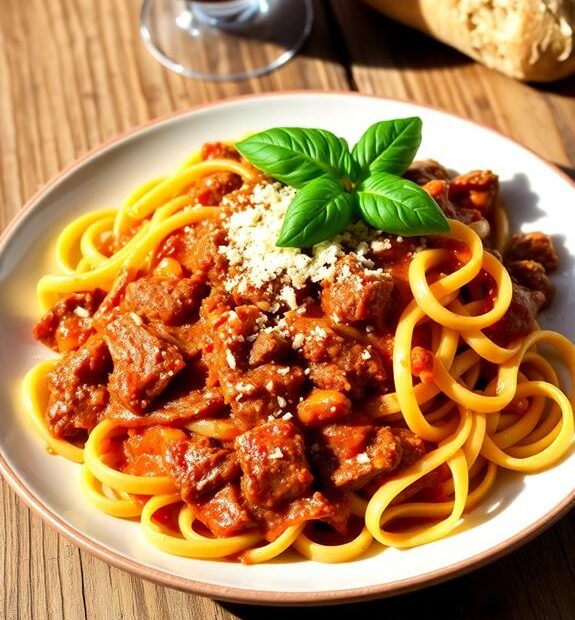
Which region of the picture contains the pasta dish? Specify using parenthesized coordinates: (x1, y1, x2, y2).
(24, 135, 575, 564)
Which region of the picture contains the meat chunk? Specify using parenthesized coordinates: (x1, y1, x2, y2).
(307, 353, 386, 399)
(485, 282, 545, 347)
(506, 260, 555, 310)
(33, 289, 105, 352)
(200, 287, 234, 321)
(196, 484, 256, 538)
(360, 428, 428, 496)
(423, 180, 488, 238)
(124, 275, 206, 325)
(92, 268, 137, 329)
(307, 340, 387, 399)
(107, 387, 225, 427)
(310, 421, 403, 491)
(393, 428, 427, 467)
(321, 255, 394, 325)
(46, 338, 111, 439)
(287, 314, 387, 398)
(404, 159, 451, 185)
(200, 142, 241, 161)
(422, 174, 494, 234)
(370, 236, 418, 284)
(121, 426, 187, 476)
(157, 224, 228, 283)
(255, 491, 352, 542)
(248, 331, 291, 367)
(203, 305, 305, 428)
(226, 364, 305, 430)
(505, 232, 559, 271)
(105, 314, 185, 412)
(192, 172, 242, 206)
(148, 321, 205, 359)
(235, 420, 313, 510)
(448, 170, 499, 216)
(410, 346, 434, 382)
(206, 304, 267, 375)
(186, 228, 229, 283)
(289, 316, 342, 363)
(421, 180, 457, 218)
(166, 435, 240, 502)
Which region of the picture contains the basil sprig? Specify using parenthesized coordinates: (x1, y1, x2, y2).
(236, 117, 449, 248)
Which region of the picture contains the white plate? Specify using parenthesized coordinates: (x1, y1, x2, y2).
(0, 93, 574, 605)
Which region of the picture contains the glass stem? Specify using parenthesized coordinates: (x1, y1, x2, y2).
(188, 0, 260, 26)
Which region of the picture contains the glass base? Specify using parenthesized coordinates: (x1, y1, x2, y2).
(140, 0, 314, 81)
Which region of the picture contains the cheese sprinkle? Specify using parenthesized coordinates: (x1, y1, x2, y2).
(218, 181, 390, 306)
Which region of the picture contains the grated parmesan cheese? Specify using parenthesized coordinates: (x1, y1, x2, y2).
(225, 349, 237, 369)
(280, 285, 298, 310)
(130, 312, 143, 326)
(371, 238, 392, 252)
(235, 382, 255, 394)
(311, 326, 327, 339)
(219, 181, 401, 309)
(268, 447, 284, 459)
(74, 306, 90, 318)
(292, 334, 305, 350)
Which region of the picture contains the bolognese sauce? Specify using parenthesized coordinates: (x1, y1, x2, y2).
(30, 143, 569, 562)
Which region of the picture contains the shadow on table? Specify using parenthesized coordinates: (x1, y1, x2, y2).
(295, 0, 473, 77)
(216, 509, 575, 620)
(500, 173, 546, 226)
(556, 164, 575, 182)
(535, 74, 575, 97)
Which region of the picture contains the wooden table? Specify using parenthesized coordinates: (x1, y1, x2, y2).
(1, 1, 574, 618)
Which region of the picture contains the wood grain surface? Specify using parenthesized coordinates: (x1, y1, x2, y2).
(1, 1, 574, 618)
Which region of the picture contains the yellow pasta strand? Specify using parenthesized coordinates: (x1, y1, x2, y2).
(55, 209, 117, 274)
(240, 524, 305, 564)
(366, 410, 472, 546)
(369, 449, 470, 548)
(79, 217, 116, 268)
(481, 381, 574, 471)
(37, 222, 151, 311)
(293, 526, 374, 563)
(81, 466, 143, 518)
(140, 495, 261, 559)
(127, 159, 254, 221)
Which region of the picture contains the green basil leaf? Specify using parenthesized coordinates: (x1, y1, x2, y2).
(276, 178, 356, 248)
(352, 117, 422, 178)
(236, 128, 355, 189)
(356, 172, 450, 236)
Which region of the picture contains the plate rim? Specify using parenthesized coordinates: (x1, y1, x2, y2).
(1, 90, 574, 605)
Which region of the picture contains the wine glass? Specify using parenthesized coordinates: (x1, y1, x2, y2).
(140, 0, 314, 82)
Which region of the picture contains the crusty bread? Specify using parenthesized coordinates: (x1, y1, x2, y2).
(362, 0, 575, 82)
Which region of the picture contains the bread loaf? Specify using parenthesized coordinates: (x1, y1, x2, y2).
(362, 0, 575, 82)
